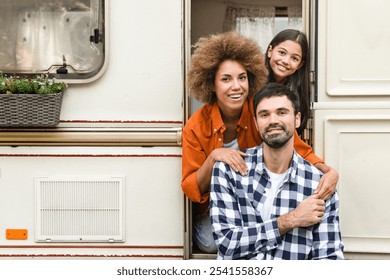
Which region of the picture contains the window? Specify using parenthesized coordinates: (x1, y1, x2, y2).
(0, 0, 106, 82)
(224, 5, 303, 51)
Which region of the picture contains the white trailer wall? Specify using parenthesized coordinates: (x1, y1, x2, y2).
(0, 0, 185, 258)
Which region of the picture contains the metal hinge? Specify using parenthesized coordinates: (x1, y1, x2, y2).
(310, 71, 316, 84)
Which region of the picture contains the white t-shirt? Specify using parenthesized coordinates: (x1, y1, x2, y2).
(259, 167, 288, 220)
(222, 138, 239, 150)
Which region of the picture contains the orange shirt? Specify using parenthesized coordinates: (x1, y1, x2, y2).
(181, 96, 323, 218)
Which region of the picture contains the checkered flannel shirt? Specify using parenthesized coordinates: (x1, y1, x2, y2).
(210, 144, 344, 260)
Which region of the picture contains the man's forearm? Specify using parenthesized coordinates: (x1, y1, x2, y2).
(276, 195, 325, 235)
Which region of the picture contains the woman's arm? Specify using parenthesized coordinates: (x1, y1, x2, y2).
(181, 127, 248, 202)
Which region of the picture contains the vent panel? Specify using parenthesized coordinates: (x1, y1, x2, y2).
(35, 176, 125, 242)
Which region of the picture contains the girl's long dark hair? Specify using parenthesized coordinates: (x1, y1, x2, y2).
(265, 29, 310, 135)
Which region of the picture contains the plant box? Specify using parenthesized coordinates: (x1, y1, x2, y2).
(0, 92, 63, 127)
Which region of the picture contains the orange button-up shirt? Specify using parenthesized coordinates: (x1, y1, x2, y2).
(181, 96, 323, 218)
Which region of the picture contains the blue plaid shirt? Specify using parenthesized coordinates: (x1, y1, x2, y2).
(210, 144, 344, 260)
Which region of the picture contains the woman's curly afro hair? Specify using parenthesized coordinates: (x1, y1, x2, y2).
(187, 32, 268, 104)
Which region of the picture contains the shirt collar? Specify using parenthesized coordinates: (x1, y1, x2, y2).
(237, 97, 252, 130)
(211, 102, 225, 133)
(210, 97, 253, 134)
(255, 144, 300, 183)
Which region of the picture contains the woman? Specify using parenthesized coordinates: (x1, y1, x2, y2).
(181, 32, 338, 253)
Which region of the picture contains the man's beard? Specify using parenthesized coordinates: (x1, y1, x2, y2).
(261, 124, 293, 149)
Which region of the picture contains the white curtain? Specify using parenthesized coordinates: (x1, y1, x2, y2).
(223, 4, 275, 51)
(0, 0, 98, 72)
(15, 6, 96, 72)
(288, 6, 303, 31)
(223, 3, 303, 51)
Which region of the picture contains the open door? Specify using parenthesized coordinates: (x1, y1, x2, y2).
(185, 0, 310, 259)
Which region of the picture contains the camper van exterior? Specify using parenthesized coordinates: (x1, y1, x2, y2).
(0, 0, 389, 260)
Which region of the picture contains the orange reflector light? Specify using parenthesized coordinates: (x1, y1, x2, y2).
(6, 229, 28, 240)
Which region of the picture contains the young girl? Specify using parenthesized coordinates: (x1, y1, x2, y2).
(265, 29, 311, 135)
(182, 32, 338, 254)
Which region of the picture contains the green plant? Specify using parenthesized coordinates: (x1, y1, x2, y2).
(0, 74, 67, 95)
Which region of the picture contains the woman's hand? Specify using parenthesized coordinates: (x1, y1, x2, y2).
(314, 163, 339, 200)
(196, 148, 248, 196)
(210, 148, 248, 176)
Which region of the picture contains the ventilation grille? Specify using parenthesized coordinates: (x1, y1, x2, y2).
(35, 176, 125, 242)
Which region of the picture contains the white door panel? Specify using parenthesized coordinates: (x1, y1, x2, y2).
(315, 0, 390, 258)
(314, 110, 390, 254)
(317, 0, 390, 100)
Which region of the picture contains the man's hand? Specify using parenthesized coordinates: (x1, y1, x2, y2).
(289, 194, 325, 227)
(277, 194, 325, 235)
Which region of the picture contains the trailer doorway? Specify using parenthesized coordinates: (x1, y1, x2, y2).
(184, 0, 311, 259)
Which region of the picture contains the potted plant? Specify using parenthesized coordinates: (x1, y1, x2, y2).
(0, 74, 68, 127)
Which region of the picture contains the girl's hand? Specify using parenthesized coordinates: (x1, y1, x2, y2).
(314, 165, 339, 200)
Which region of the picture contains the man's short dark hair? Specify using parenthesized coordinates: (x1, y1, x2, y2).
(253, 83, 301, 116)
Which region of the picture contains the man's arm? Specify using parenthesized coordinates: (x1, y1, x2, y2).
(311, 191, 345, 259)
(277, 194, 325, 235)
